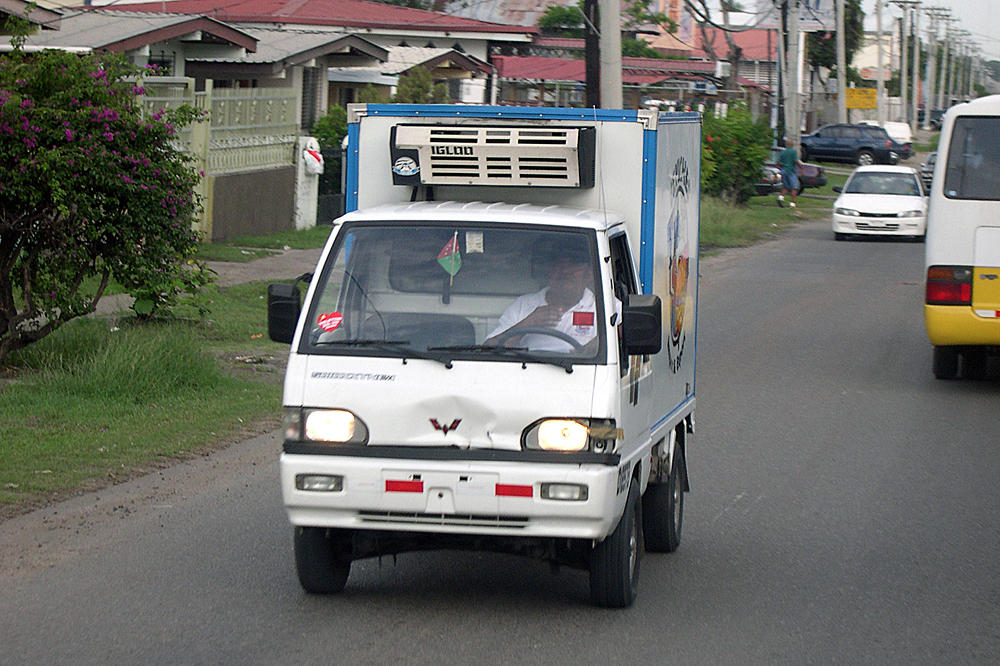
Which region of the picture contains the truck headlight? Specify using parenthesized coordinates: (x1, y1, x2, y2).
(522, 418, 621, 453)
(284, 408, 369, 444)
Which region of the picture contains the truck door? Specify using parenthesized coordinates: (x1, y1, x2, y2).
(609, 232, 651, 454)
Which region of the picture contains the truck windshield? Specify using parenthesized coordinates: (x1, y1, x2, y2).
(304, 223, 606, 364)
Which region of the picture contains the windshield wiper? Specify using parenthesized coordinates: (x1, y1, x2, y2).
(316, 339, 453, 368)
(426, 344, 575, 373)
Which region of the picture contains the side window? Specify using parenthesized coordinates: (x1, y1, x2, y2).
(608, 233, 638, 376)
(944, 116, 1000, 201)
(842, 127, 862, 140)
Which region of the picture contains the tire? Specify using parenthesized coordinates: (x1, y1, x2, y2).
(294, 526, 352, 594)
(834, 232, 847, 241)
(642, 448, 684, 553)
(932, 346, 959, 380)
(590, 481, 642, 608)
(857, 150, 875, 166)
(961, 349, 988, 380)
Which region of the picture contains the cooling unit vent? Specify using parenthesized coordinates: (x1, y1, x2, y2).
(390, 124, 595, 188)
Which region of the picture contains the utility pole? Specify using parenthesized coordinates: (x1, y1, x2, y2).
(584, 0, 600, 108)
(909, 5, 919, 132)
(788, 0, 801, 146)
(899, 11, 908, 124)
(598, 0, 622, 108)
(876, 0, 886, 125)
(836, 0, 847, 123)
(777, 0, 788, 141)
(922, 7, 946, 127)
(939, 19, 953, 108)
(890, 2, 921, 128)
(940, 15, 959, 108)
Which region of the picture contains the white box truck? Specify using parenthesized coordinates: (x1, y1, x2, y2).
(268, 104, 701, 607)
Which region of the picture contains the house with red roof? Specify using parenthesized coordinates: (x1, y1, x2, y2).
(91, 0, 535, 107)
(494, 53, 770, 112)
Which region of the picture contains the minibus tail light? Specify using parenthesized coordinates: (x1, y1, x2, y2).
(926, 266, 972, 305)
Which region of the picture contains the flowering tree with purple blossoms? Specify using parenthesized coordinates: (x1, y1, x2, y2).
(0, 44, 211, 362)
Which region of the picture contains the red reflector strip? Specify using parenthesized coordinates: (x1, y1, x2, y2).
(385, 480, 424, 493)
(496, 484, 533, 497)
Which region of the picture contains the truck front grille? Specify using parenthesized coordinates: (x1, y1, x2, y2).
(358, 511, 529, 528)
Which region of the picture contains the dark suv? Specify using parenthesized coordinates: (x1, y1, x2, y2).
(800, 124, 903, 166)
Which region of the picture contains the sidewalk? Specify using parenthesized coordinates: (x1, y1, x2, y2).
(94, 247, 324, 315)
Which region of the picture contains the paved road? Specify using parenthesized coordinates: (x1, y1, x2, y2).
(3, 218, 997, 664)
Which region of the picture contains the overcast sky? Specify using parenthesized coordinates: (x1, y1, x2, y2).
(860, 0, 1000, 61)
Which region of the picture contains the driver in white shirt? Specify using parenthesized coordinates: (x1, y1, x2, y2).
(485, 244, 598, 353)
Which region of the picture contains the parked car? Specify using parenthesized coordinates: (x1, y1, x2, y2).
(800, 123, 903, 166)
(755, 163, 783, 195)
(918, 108, 945, 130)
(858, 120, 914, 159)
(919, 151, 936, 190)
(766, 148, 828, 194)
(831, 165, 927, 241)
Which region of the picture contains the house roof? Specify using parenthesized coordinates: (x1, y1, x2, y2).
(1, 0, 61, 29)
(200, 27, 386, 64)
(98, 0, 537, 36)
(183, 28, 387, 78)
(493, 54, 768, 90)
(327, 46, 490, 83)
(22, 10, 258, 52)
(687, 25, 777, 61)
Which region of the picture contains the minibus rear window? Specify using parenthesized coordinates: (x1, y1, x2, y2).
(943, 116, 1000, 201)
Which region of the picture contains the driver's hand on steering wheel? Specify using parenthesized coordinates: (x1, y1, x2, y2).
(519, 304, 565, 328)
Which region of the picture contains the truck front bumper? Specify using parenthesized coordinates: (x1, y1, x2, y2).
(280, 450, 627, 540)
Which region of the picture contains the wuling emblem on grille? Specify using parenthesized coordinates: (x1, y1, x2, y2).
(430, 418, 461, 434)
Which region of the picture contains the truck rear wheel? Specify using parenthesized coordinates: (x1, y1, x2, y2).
(294, 526, 351, 594)
(933, 346, 959, 380)
(589, 481, 642, 608)
(642, 449, 684, 553)
(961, 349, 987, 380)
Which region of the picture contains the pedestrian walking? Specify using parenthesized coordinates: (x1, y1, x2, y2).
(777, 137, 802, 208)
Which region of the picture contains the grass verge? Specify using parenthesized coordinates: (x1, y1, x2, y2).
(0, 226, 332, 520)
(196, 225, 332, 262)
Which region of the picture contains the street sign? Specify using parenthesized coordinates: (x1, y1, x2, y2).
(753, 0, 834, 31)
(845, 88, 877, 109)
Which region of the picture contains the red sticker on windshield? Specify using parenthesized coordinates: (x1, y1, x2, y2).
(573, 311, 594, 327)
(317, 311, 343, 332)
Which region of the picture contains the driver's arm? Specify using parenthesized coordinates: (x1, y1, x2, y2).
(485, 299, 568, 346)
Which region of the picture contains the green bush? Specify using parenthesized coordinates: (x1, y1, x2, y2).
(702, 106, 772, 204)
(0, 41, 209, 361)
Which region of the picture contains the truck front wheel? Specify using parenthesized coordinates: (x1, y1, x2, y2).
(294, 526, 351, 594)
(642, 448, 684, 553)
(589, 481, 642, 608)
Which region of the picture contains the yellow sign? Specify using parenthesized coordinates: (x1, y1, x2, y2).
(845, 88, 877, 110)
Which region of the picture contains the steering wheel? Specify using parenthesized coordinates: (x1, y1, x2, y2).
(491, 326, 583, 351)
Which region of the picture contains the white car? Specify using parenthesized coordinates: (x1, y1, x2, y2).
(832, 165, 927, 241)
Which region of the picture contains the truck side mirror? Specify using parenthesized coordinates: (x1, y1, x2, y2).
(267, 282, 302, 344)
(622, 294, 662, 355)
